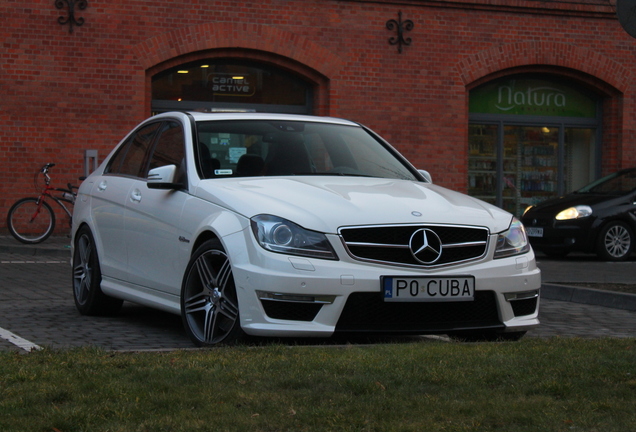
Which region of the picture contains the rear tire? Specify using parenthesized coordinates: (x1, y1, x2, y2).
(596, 221, 634, 261)
(181, 239, 244, 347)
(72, 226, 123, 315)
(7, 197, 55, 244)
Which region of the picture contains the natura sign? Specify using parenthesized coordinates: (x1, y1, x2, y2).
(470, 77, 596, 118)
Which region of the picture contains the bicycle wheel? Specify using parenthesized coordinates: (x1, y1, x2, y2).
(6, 197, 56, 244)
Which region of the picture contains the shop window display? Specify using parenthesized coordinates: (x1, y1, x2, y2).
(468, 76, 599, 216)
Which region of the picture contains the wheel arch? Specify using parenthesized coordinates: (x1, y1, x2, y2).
(187, 208, 250, 257)
(72, 221, 93, 250)
(190, 230, 223, 256)
(593, 214, 636, 240)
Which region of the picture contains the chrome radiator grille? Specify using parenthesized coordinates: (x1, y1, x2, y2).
(339, 224, 489, 267)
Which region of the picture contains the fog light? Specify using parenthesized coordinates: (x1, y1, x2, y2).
(256, 291, 336, 304)
(504, 290, 540, 302)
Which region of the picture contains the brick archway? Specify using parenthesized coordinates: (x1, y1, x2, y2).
(458, 41, 632, 174)
(132, 22, 344, 115)
(456, 41, 631, 93)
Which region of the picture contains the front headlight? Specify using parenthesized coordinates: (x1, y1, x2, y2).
(494, 217, 530, 259)
(250, 215, 337, 260)
(555, 205, 592, 220)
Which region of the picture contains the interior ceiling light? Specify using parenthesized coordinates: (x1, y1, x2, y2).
(233, 76, 245, 80)
(177, 70, 189, 74)
(200, 65, 209, 68)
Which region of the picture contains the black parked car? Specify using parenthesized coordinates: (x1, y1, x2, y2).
(521, 168, 636, 261)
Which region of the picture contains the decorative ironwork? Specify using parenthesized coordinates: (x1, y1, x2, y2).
(55, 0, 87, 34)
(386, 11, 414, 54)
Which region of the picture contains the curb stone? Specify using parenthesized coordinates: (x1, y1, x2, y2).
(542, 283, 636, 312)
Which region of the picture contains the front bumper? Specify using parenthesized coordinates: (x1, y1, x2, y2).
(225, 229, 541, 338)
(522, 215, 596, 254)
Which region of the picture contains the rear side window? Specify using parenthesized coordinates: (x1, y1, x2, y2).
(106, 122, 161, 177)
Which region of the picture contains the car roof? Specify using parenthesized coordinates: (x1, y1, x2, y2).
(153, 111, 361, 127)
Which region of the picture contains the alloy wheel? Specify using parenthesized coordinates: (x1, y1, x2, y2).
(73, 233, 93, 306)
(602, 223, 633, 260)
(182, 248, 240, 345)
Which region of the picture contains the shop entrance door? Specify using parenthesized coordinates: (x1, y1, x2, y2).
(469, 123, 596, 216)
(468, 75, 601, 216)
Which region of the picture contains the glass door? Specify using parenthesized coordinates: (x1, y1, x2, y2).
(513, 125, 559, 216)
(468, 123, 597, 217)
(564, 128, 596, 193)
(468, 124, 498, 206)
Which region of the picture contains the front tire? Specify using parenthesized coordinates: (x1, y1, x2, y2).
(181, 239, 244, 347)
(72, 226, 123, 315)
(596, 221, 634, 261)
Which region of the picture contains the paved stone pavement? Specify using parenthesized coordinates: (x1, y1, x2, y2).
(0, 236, 634, 352)
(0, 252, 193, 352)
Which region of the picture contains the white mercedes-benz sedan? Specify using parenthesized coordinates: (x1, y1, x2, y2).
(71, 111, 540, 346)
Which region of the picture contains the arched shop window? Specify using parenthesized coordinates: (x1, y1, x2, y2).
(152, 60, 313, 114)
(468, 75, 600, 216)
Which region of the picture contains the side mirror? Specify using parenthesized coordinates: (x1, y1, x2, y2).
(418, 169, 433, 184)
(147, 165, 182, 190)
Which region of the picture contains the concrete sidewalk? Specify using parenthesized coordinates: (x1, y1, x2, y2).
(0, 235, 71, 257)
(536, 253, 636, 312)
(536, 255, 636, 284)
(1, 235, 635, 311)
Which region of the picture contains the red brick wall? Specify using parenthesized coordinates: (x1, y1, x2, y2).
(1, 0, 633, 233)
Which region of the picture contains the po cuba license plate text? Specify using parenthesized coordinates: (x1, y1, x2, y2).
(382, 276, 475, 302)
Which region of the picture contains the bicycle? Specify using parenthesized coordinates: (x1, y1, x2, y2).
(6, 163, 79, 244)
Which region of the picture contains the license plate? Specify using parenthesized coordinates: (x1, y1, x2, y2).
(526, 227, 544, 238)
(382, 276, 475, 302)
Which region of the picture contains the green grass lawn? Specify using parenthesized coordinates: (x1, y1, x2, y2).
(1, 338, 634, 431)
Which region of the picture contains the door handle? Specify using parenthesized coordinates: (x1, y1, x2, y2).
(130, 189, 142, 203)
(98, 181, 107, 191)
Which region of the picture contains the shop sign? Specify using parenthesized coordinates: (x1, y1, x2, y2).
(470, 78, 596, 118)
(208, 73, 256, 97)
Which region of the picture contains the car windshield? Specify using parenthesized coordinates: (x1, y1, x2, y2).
(195, 120, 419, 181)
(577, 169, 636, 194)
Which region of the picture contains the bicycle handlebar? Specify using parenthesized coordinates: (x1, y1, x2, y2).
(37, 163, 78, 195)
(41, 163, 56, 173)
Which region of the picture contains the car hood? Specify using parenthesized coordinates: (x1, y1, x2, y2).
(194, 177, 513, 234)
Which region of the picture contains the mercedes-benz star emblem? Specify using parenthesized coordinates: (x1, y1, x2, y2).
(409, 228, 443, 264)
